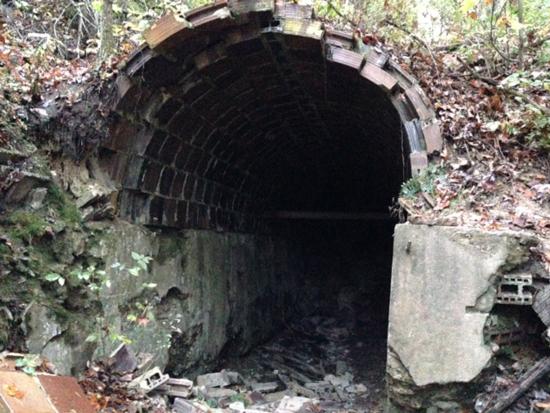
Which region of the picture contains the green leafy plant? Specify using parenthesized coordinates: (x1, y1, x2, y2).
(44, 272, 66, 286)
(526, 110, 550, 151)
(401, 164, 446, 198)
(70, 265, 108, 289)
(83, 252, 153, 355)
(7, 211, 48, 243)
(15, 355, 41, 376)
(46, 184, 81, 225)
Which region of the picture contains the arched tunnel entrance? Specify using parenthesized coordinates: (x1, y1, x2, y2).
(99, 1, 441, 410)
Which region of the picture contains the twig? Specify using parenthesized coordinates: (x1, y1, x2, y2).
(456, 55, 498, 86)
(383, 19, 439, 75)
(488, 0, 515, 64)
(457, 56, 550, 116)
(326, 0, 359, 27)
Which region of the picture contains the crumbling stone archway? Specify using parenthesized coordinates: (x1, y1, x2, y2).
(100, 0, 441, 232)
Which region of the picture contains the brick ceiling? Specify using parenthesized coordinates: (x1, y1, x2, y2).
(100, 0, 441, 232)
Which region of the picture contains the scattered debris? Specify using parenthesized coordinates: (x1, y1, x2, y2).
(196, 370, 233, 388)
(495, 273, 534, 305)
(109, 343, 138, 375)
(130, 366, 169, 393)
(484, 357, 550, 413)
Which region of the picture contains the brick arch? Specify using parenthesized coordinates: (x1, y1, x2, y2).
(101, 0, 441, 232)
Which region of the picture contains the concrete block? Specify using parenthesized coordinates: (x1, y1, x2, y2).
(388, 224, 536, 388)
(196, 371, 231, 388)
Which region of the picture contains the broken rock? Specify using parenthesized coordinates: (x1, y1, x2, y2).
(109, 344, 138, 375)
(250, 381, 279, 393)
(196, 371, 232, 388)
(29, 187, 48, 210)
(158, 377, 194, 398)
(324, 373, 353, 388)
(172, 397, 196, 413)
(229, 401, 246, 412)
(275, 396, 314, 413)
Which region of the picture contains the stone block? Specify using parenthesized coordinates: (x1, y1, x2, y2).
(360, 62, 398, 93)
(250, 381, 279, 393)
(405, 87, 433, 121)
(422, 122, 443, 154)
(196, 371, 231, 388)
(388, 224, 537, 392)
(327, 46, 364, 70)
(274, 396, 313, 413)
(172, 397, 196, 413)
(324, 29, 354, 49)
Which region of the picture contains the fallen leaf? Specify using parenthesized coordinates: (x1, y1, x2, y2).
(4, 384, 25, 399)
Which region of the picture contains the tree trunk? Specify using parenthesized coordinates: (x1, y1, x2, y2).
(98, 0, 114, 63)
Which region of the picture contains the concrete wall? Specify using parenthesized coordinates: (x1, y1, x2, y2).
(27, 220, 304, 376)
(387, 223, 539, 411)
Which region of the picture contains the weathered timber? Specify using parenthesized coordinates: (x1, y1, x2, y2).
(484, 357, 550, 413)
(533, 285, 550, 326)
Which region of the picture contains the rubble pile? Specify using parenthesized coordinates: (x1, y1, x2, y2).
(219, 313, 387, 413)
(79, 307, 386, 413)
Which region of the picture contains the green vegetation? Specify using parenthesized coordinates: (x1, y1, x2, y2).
(15, 355, 42, 376)
(526, 111, 550, 151)
(7, 211, 48, 243)
(401, 165, 446, 198)
(46, 184, 82, 225)
(78, 252, 153, 354)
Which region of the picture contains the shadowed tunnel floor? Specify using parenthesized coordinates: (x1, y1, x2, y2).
(218, 220, 395, 412)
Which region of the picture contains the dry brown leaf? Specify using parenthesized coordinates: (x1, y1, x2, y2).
(4, 383, 25, 399)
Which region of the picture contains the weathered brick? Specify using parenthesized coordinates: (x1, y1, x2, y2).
(175, 142, 193, 169)
(171, 171, 187, 198)
(159, 167, 176, 196)
(176, 200, 188, 226)
(141, 161, 163, 193)
(111, 4, 439, 232)
(123, 155, 146, 190)
(181, 79, 211, 103)
(149, 196, 164, 225)
(226, 33, 265, 55)
(185, 149, 205, 173)
(195, 44, 227, 71)
(194, 179, 206, 203)
(106, 120, 139, 151)
(360, 63, 398, 93)
(145, 130, 168, 158)
(155, 98, 183, 126)
(422, 122, 443, 154)
(183, 175, 196, 200)
(187, 202, 199, 227)
(197, 205, 209, 228)
(163, 198, 178, 227)
(158, 136, 181, 164)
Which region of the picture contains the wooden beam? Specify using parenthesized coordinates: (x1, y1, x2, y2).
(484, 357, 550, 413)
(263, 211, 393, 221)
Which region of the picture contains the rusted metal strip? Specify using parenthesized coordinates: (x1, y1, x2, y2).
(264, 211, 393, 220)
